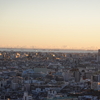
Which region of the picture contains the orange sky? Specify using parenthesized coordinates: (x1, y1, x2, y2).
(0, 0, 100, 50)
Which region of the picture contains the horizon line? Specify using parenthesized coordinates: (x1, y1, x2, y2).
(0, 47, 98, 51)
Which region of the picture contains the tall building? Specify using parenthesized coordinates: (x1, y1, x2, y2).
(62, 70, 71, 81)
(74, 71, 81, 82)
(97, 49, 100, 62)
(23, 92, 32, 100)
(91, 75, 100, 91)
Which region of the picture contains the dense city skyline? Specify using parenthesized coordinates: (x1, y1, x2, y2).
(0, 0, 100, 50)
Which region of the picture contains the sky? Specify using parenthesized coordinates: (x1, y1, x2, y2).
(0, 0, 100, 50)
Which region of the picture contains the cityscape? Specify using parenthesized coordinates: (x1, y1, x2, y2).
(1, 0, 100, 100)
(0, 49, 100, 100)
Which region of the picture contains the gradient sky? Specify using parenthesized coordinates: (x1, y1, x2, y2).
(0, 0, 100, 50)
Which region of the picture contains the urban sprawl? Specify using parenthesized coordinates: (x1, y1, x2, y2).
(0, 50, 100, 100)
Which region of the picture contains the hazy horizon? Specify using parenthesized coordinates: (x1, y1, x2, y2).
(0, 0, 100, 50)
(0, 47, 99, 50)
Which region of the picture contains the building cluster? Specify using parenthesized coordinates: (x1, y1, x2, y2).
(0, 50, 100, 100)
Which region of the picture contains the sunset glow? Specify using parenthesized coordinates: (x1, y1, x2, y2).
(0, 0, 100, 50)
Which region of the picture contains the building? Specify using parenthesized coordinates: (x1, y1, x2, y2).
(97, 49, 100, 62)
(73, 70, 81, 82)
(23, 92, 32, 100)
(91, 75, 100, 90)
(62, 70, 71, 81)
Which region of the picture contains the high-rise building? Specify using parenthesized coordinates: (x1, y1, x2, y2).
(97, 49, 100, 62)
(91, 75, 100, 91)
(62, 70, 71, 81)
(23, 92, 32, 100)
(74, 70, 81, 82)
